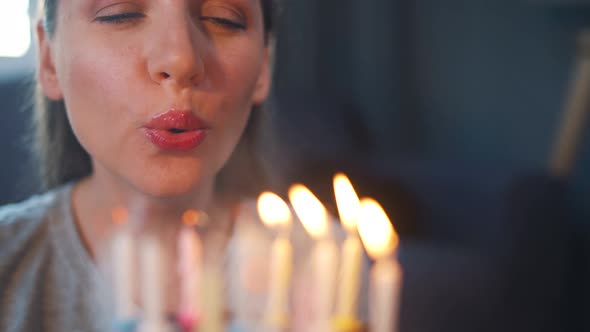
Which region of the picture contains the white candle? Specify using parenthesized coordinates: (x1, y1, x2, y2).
(333, 173, 363, 322)
(111, 208, 136, 320)
(370, 259, 402, 332)
(289, 184, 337, 331)
(357, 198, 402, 332)
(257, 192, 293, 329)
(336, 236, 363, 318)
(138, 237, 172, 332)
(312, 237, 338, 330)
(112, 228, 135, 319)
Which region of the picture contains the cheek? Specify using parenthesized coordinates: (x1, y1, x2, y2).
(213, 47, 264, 125)
(58, 42, 140, 112)
(49, 26, 267, 195)
(55, 42, 142, 153)
(209, 54, 262, 157)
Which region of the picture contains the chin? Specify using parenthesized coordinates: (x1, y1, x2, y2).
(129, 169, 214, 200)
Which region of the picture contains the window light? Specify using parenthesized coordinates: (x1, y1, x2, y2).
(0, 1, 31, 58)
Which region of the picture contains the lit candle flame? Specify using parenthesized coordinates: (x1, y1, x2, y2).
(288, 184, 329, 239)
(357, 198, 399, 260)
(333, 173, 361, 233)
(111, 207, 128, 225)
(182, 209, 201, 227)
(257, 192, 292, 228)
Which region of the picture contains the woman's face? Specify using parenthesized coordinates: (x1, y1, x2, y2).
(38, 0, 271, 197)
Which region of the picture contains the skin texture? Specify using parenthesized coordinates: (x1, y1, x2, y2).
(35, 0, 271, 309)
(38, 0, 270, 200)
(37, 0, 270, 226)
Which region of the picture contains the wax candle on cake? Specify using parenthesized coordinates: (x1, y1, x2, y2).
(257, 192, 293, 331)
(138, 236, 173, 332)
(332, 173, 364, 331)
(177, 210, 204, 332)
(357, 198, 402, 332)
(111, 208, 139, 332)
(199, 230, 225, 332)
(289, 184, 338, 332)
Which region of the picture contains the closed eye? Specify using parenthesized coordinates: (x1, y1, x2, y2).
(95, 12, 145, 24)
(200, 16, 246, 31)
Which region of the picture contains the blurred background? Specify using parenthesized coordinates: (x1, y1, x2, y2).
(0, 0, 589, 331)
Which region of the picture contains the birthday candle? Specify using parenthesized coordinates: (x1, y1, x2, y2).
(333, 173, 363, 328)
(138, 237, 172, 332)
(111, 208, 137, 326)
(199, 227, 226, 332)
(257, 192, 293, 330)
(177, 210, 203, 332)
(312, 237, 339, 330)
(357, 199, 402, 332)
(199, 264, 224, 332)
(113, 228, 135, 317)
(289, 184, 338, 331)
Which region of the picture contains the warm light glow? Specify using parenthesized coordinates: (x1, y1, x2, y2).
(357, 198, 399, 259)
(333, 173, 361, 233)
(257, 192, 292, 228)
(182, 210, 201, 226)
(0, 1, 31, 58)
(288, 184, 329, 238)
(111, 207, 128, 225)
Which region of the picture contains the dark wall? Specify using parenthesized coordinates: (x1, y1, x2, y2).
(411, 2, 582, 164)
(273, 0, 590, 213)
(0, 76, 39, 204)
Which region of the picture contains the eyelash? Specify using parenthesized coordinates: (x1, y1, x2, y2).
(95, 12, 246, 31)
(201, 16, 246, 30)
(95, 12, 145, 24)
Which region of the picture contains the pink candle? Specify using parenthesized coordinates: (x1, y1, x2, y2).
(177, 210, 203, 331)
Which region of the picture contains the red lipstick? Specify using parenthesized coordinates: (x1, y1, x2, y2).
(142, 110, 209, 151)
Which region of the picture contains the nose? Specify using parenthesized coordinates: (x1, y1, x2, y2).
(147, 17, 206, 88)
